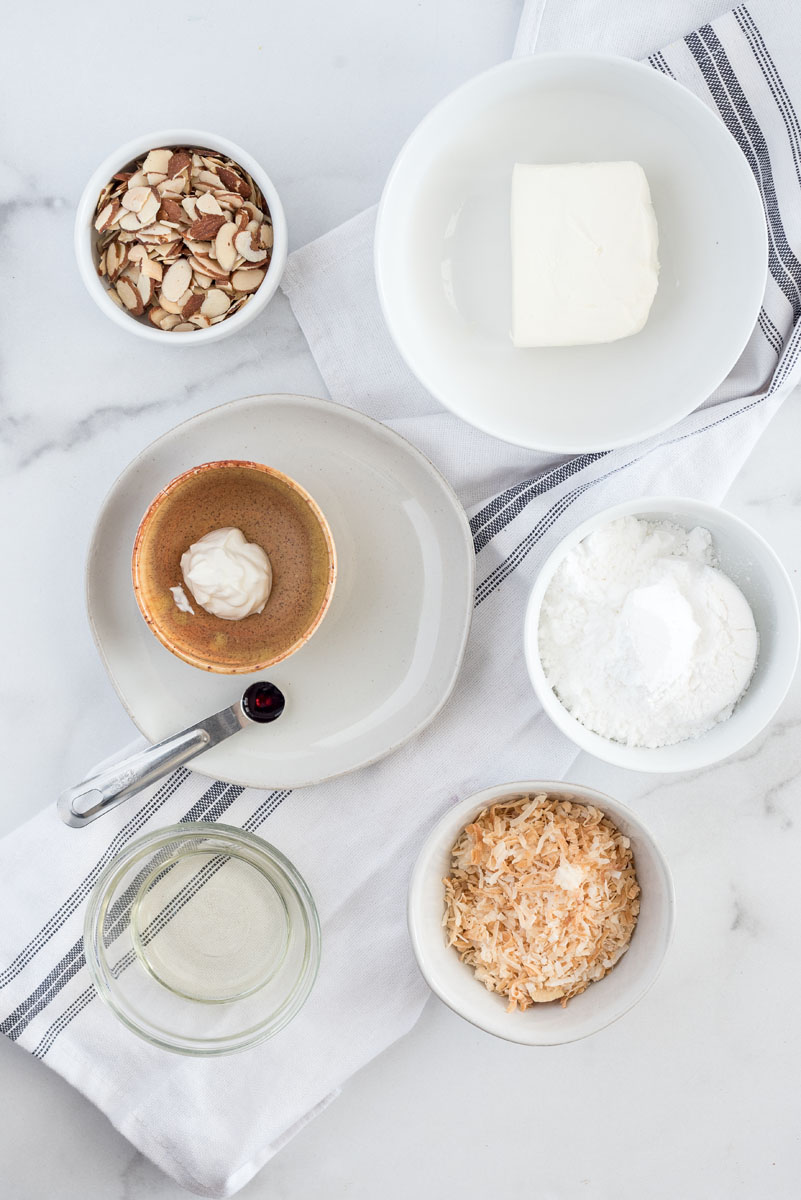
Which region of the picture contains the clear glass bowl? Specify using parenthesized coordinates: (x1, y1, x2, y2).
(84, 823, 320, 1056)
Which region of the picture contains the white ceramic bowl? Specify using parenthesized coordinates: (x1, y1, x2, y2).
(525, 497, 800, 772)
(375, 53, 767, 452)
(75, 128, 288, 345)
(408, 781, 675, 1045)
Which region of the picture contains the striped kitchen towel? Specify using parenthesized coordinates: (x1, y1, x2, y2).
(2, 1, 800, 1196)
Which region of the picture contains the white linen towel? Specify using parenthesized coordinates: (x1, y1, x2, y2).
(3, 1, 801, 1195)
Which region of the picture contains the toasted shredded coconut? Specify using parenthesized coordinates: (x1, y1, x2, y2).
(443, 794, 640, 1010)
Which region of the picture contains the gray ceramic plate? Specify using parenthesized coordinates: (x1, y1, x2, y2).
(87, 394, 475, 789)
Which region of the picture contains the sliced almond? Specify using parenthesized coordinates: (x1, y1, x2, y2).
(181, 293, 204, 319)
(137, 222, 178, 243)
(116, 277, 144, 314)
(183, 238, 212, 254)
(159, 197, 185, 224)
(260, 223, 273, 250)
(158, 176, 187, 196)
(189, 213, 226, 240)
(218, 166, 250, 197)
(234, 230, 268, 263)
(213, 190, 244, 210)
(200, 288, 231, 317)
(188, 313, 211, 328)
(119, 211, 144, 232)
(121, 185, 151, 213)
(94, 200, 120, 233)
(160, 313, 182, 331)
(231, 268, 265, 293)
(196, 192, 223, 216)
(180, 195, 198, 221)
(106, 241, 128, 280)
(171, 322, 196, 332)
(214, 222, 238, 272)
(133, 188, 158, 224)
(97, 182, 115, 210)
(127, 244, 148, 267)
(142, 148, 173, 175)
(141, 255, 163, 282)
(148, 306, 167, 327)
(192, 270, 214, 289)
(107, 287, 124, 308)
(158, 294, 184, 315)
(188, 253, 230, 282)
(161, 257, 193, 302)
(167, 150, 192, 178)
(195, 169, 223, 189)
(137, 273, 155, 307)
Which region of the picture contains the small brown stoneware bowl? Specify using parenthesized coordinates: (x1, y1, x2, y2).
(132, 460, 337, 673)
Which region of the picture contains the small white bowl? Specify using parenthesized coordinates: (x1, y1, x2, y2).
(525, 497, 800, 772)
(74, 128, 288, 345)
(408, 781, 675, 1045)
(375, 53, 767, 452)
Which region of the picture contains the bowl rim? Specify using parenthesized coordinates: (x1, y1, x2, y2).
(131, 458, 338, 674)
(374, 50, 768, 453)
(407, 779, 676, 1046)
(83, 822, 322, 1056)
(74, 127, 288, 345)
(524, 495, 801, 771)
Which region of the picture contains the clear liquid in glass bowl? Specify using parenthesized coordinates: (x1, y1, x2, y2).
(84, 823, 320, 1055)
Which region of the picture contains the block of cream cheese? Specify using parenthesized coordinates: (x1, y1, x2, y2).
(511, 161, 659, 347)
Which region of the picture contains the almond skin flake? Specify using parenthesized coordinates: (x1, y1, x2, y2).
(93, 145, 273, 332)
(444, 794, 640, 1011)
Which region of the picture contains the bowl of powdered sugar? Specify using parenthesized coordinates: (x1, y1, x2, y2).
(525, 497, 799, 772)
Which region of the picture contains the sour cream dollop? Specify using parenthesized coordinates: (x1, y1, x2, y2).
(179, 527, 272, 620)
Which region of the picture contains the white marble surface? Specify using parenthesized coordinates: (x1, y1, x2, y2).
(2, 0, 800, 1197)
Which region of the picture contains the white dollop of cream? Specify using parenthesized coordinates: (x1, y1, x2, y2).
(179, 527, 272, 621)
(170, 585, 194, 615)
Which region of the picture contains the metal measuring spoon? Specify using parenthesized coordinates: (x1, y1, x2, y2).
(58, 682, 285, 829)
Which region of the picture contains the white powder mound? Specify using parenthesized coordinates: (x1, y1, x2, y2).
(538, 516, 759, 748)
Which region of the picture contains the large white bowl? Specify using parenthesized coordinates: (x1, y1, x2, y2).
(524, 497, 800, 771)
(75, 128, 288, 345)
(375, 53, 767, 452)
(408, 781, 675, 1045)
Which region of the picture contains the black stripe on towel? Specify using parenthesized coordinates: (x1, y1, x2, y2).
(476, 390, 770, 606)
(470, 453, 606, 553)
(1, 782, 246, 1042)
(0, 768, 190, 992)
(647, 50, 676, 79)
(735, 5, 801, 190)
(687, 24, 801, 318)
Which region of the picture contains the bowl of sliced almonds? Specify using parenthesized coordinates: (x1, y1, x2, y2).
(75, 128, 287, 343)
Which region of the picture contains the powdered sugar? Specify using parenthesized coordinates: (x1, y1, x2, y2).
(538, 516, 759, 748)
